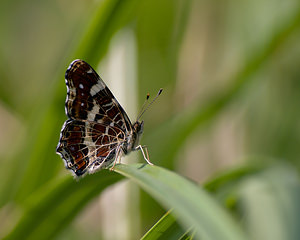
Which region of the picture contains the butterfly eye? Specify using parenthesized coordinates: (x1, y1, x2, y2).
(135, 121, 144, 134)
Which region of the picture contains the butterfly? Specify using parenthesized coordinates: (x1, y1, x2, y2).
(56, 59, 162, 177)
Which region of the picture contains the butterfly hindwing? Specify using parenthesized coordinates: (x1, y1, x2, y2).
(57, 118, 126, 176)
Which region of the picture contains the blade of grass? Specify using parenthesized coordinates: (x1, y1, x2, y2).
(141, 165, 260, 239)
(114, 164, 248, 240)
(3, 164, 257, 240)
(74, 0, 140, 65)
(3, 170, 123, 240)
(141, 210, 185, 240)
(238, 165, 300, 240)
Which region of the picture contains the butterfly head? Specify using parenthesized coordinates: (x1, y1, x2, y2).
(128, 89, 162, 152)
(130, 120, 144, 150)
(133, 120, 144, 134)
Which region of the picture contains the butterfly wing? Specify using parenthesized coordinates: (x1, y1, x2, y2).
(64, 59, 132, 132)
(57, 119, 125, 176)
(56, 59, 131, 176)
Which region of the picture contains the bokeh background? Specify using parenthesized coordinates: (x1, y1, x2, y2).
(1, 0, 300, 239)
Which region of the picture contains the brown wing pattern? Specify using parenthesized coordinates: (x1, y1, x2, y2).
(57, 119, 126, 176)
(64, 59, 132, 132)
(56, 59, 131, 177)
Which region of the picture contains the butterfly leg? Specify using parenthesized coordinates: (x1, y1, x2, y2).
(136, 145, 154, 165)
(109, 157, 118, 171)
(109, 146, 122, 171)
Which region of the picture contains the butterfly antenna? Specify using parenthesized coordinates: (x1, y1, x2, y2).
(137, 93, 150, 119)
(137, 88, 163, 121)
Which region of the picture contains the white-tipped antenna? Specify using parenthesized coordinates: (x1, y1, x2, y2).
(137, 88, 163, 121)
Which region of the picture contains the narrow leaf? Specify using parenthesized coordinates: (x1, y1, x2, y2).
(114, 164, 248, 240)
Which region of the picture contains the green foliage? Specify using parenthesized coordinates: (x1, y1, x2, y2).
(115, 164, 248, 240)
(4, 172, 123, 240)
(1, 0, 300, 239)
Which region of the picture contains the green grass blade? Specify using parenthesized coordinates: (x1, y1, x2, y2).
(3, 171, 123, 240)
(141, 210, 185, 240)
(73, 0, 140, 65)
(141, 165, 260, 239)
(114, 164, 248, 240)
(237, 165, 300, 240)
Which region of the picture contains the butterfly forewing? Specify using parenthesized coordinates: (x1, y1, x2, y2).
(56, 59, 136, 177)
(64, 60, 132, 132)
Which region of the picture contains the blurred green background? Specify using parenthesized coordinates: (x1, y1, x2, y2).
(1, 0, 300, 239)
